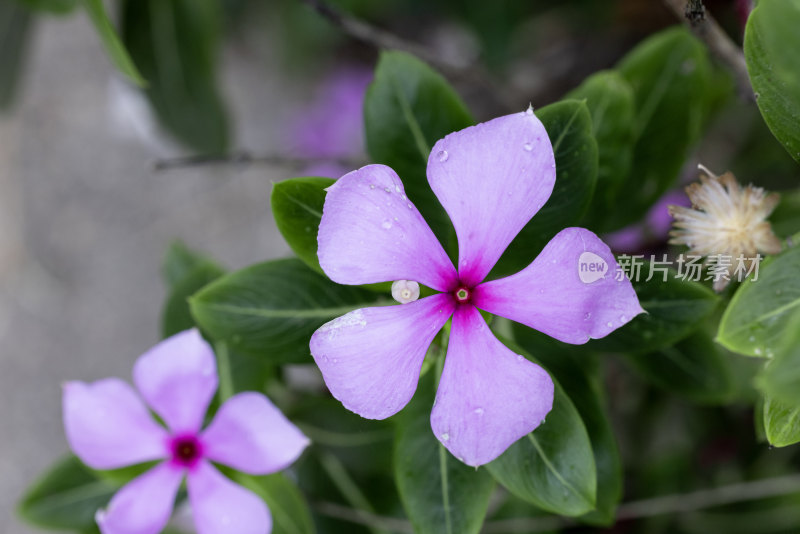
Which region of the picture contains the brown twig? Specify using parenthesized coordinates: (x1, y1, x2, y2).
(662, 0, 754, 101)
(298, 0, 522, 111)
(151, 151, 364, 172)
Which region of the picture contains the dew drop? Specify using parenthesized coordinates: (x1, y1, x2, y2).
(606, 321, 613, 328)
(332, 358, 339, 364)
(749, 335, 756, 342)
(516, 355, 524, 362)
(382, 219, 392, 230)
(620, 315, 627, 322)
(437, 150, 449, 162)
(395, 185, 401, 193)
(369, 184, 375, 189)
(525, 105, 534, 116)
(583, 312, 591, 320)
(384, 187, 391, 193)
(523, 143, 533, 151)
(474, 407, 484, 415)
(407, 203, 413, 209)
(754, 348, 763, 356)
(442, 433, 450, 441)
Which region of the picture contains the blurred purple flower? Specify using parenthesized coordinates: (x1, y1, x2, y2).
(604, 189, 690, 253)
(63, 329, 309, 534)
(289, 66, 372, 178)
(309, 110, 643, 466)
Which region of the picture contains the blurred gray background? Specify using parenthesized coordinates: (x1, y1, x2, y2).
(0, 12, 306, 533)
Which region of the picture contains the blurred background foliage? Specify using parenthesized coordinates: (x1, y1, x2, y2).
(7, 0, 800, 533)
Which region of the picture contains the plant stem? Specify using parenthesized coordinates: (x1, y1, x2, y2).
(214, 341, 234, 402)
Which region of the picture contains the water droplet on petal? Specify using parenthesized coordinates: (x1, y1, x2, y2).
(437, 150, 449, 162)
(523, 143, 533, 151)
(606, 321, 613, 328)
(619, 315, 627, 322)
(369, 184, 375, 189)
(384, 187, 391, 193)
(474, 407, 484, 415)
(583, 312, 591, 320)
(442, 433, 450, 441)
(395, 185, 401, 193)
(516, 355, 524, 362)
(382, 220, 392, 229)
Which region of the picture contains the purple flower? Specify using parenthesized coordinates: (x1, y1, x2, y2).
(63, 329, 309, 534)
(605, 189, 691, 253)
(289, 65, 372, 178)
(309, 110, 644, 466)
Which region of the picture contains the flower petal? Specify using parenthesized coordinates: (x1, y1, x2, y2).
(133, 329, 218, 434)
(310, 293, 455, 419)
(202, 392, 310, 475)
(187, 461, 271, 534)
(317, 164, 457, 291)
(63, 379, 168, 470)
(430, 306, 554, 466)
(474, 227, 645, 344)
(427, 111, 556, 286)
(96, 462, 183, 534)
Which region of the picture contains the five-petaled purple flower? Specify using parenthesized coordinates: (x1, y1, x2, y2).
(63, 329, 309, 534)
(310, 110, 644, 466)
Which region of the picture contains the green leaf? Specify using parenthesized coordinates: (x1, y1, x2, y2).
(82, 0, 146, 86)
(589, 264, 719, 353)
(744, 0, 800, 164)
(190, 258, 378, 363)
(566, 71, 636, 228)
(238, 473, 315, 534)
(627, 329, 735, 404)
(394, 373, 494, 534)
(160, 241, 225, 338)
(492, 99, 599, 277)
(763, 395, 800, 447)
(162, 240, 221, 288)
(487, 337, 597, 517)
(18, 456, 116, 530)
(717, 245, 800, 357)
(162, 265, 226, 339)
(271, 177, 335, 274)
(120, 0, 229, 153)
(19, 0, 76, 14)
(364, 50, 474, 246)
(607, 27, 713, 230)
(758, 313, 800, 405)
(512, 325, 620, 525)
(0, 1, 33, 110)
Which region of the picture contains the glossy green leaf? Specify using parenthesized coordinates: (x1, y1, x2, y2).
(20, 0, 76, 14)
(512, 325, 620, 525)
(162, 240, 222, 288)
(238, 473, 315, 534)
(18, 456, 116, 531)
(627, 329, 735, 404)
(364, 50, 473, 246)
(162, 260, 226, 338)
(589, 264, 719, 353)
(763, 395, 800, 447)
(717, 245, 800, 357)
(82, 0, 146, 86)
(271, 177, 335, 274)
(607, 27, 712, 230)
(120, 0, 229, 153)
(394, 373, 494, 534)
(744, 0, 800, 164)
(0, 1, 33, 110)
(492, 99, 598, 277)
(758, 313, 800, 405)
(487, 337, 597, 517)
(190, 258, 378, 363)
(566, 71, 636, 228)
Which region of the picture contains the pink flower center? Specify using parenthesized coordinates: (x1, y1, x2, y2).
(169, 434, 204, 468)
(453, 286, 472, 305)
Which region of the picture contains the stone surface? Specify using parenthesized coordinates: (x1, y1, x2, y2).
(0, 11, 317, 533)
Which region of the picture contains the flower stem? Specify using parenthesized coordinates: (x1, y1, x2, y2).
(214, 341, 234, 402)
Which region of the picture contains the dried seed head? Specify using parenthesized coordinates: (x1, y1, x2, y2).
(668, 164, 781, 291)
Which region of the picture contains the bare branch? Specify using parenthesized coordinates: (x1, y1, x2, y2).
(297, 0, 522, 111)
(662, 0, 754, 101)
(314, 474, 800, 534)
(151, 151, 364, 172)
